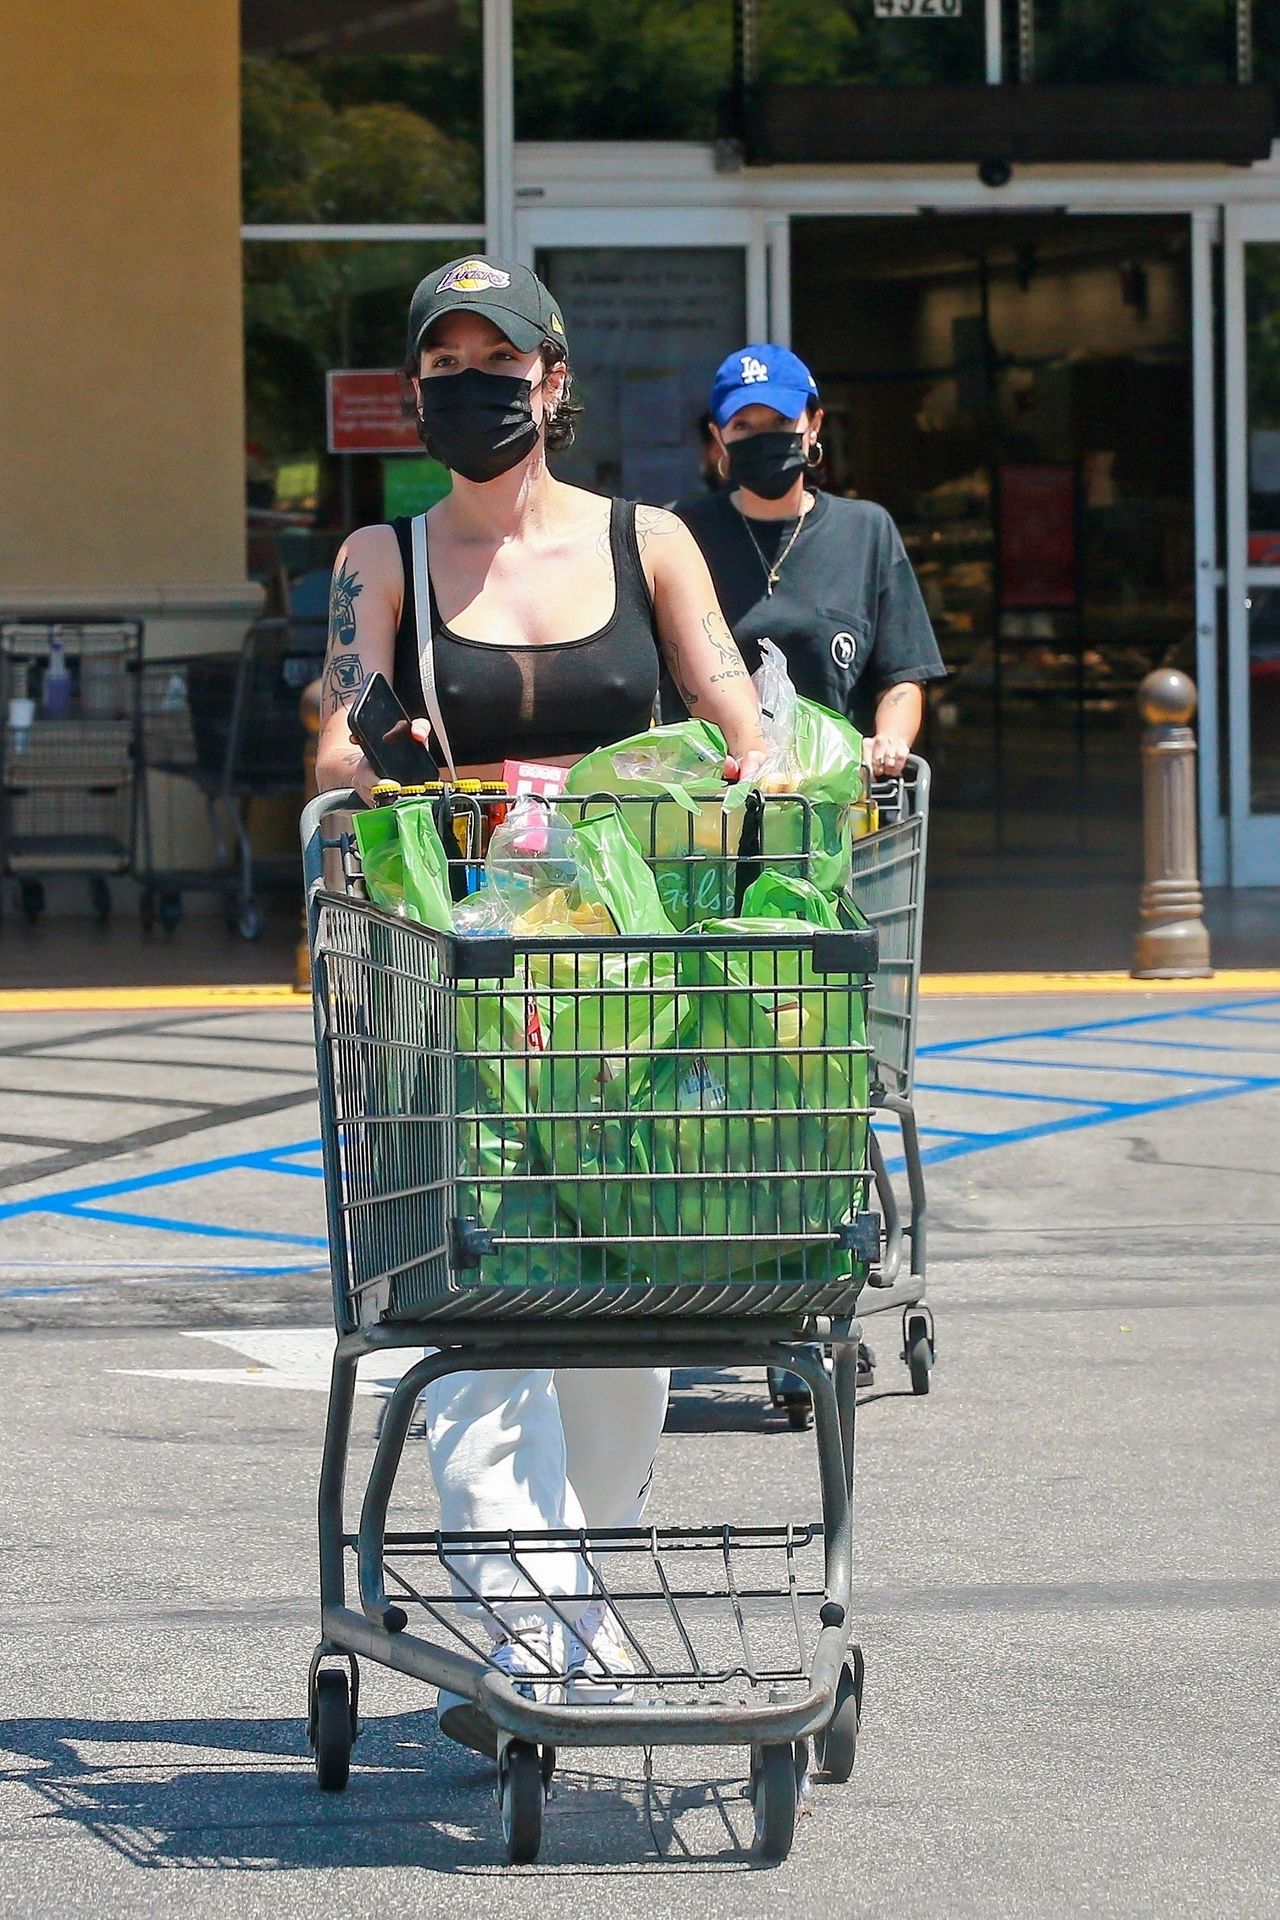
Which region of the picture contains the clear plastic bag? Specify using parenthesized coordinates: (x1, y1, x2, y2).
(483, 796, 583, 924)
(753, 637, 800, 789)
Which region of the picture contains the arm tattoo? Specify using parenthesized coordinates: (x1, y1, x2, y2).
(710, 669, 747, 684)
(701, 609, 742, 671)
(321, 652, 370, 719)
(328, 559, 362, 649)
(878, 684, 916, 713)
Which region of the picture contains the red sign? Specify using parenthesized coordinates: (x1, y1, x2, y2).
(998, 463, 1078, 610)
(326, 370, 419, 454)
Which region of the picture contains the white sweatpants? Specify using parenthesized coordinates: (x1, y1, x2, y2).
(422, 1364, 669, 1625)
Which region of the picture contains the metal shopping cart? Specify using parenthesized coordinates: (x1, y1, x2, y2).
(0, 621, 142, 924)
(136, 619, 323, 936)
(301, 786, 881, 1865)
(765, 757, 934, 1422)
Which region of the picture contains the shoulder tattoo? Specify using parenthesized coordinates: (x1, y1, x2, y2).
(634, 504, 681, 556)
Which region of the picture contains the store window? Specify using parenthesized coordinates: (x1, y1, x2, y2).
(242, 0, 482, 224)
(242, 3, 486, 617)
(1035, 1, 1245, 86)
(244, 241, 461, 611)
(512, 0, 985, 141)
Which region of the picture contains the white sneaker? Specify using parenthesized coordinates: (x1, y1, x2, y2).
(437, 1614, 565, 1759)
(490, 1613, 567, 1705)
(566, 1601, 640, 1705)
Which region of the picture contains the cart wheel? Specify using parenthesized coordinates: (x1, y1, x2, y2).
(750, 1742, 798, 1862)
(237, 899, 265, 941)
(89, 877, 111, 924)
(158, 888, 183, 934)
(139, 886, 156, 932)
(18, 879, 44, 925)
(312, 1668, 352, 1792)
(906, 1315, 933, 1396)
(498, 1740, 544, 1864)
(815, 1650, 863, 1785)
(787, 1402, 814, 1432)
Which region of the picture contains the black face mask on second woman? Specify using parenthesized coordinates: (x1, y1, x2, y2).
(416, 366, 546, 482)
(726, 429, 808, 501)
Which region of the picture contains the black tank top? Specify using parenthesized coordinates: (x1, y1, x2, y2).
(389, 499, 662, 764)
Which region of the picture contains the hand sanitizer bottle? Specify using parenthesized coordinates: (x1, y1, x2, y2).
(41, 638, 73, 719)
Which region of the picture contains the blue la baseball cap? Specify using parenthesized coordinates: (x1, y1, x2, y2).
(709, 344, 820, 428)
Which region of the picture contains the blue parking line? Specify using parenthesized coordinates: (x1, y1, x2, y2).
(914, 1080, 1114, 1108)
(64, 1203, 328, 1249)
(923, 1053, 1254, 1085)
(914, 1074, 1280, 1168)
(916, 994, 1280, 1059)
(0, 1137, 324, 1222)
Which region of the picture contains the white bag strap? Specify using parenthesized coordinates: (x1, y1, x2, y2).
(410, 511, 458, 782)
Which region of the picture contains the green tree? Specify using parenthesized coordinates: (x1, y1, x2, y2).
(241, 57, 480, 223)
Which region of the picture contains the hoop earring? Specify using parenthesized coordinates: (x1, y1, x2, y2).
(716, 452, 729, 479)
(807, 440, 823, 469)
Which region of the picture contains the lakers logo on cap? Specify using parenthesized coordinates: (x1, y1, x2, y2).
(437, 260, 511, 294)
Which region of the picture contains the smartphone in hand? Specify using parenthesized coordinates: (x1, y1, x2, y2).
(348, 672, 440, 784)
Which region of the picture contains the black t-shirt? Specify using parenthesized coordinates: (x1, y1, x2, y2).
(668, 488, 946, 732)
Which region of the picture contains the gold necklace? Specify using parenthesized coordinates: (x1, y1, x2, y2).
(734, 497, 809, 596)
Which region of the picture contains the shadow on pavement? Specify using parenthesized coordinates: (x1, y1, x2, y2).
(0, 1708, 766, 1874)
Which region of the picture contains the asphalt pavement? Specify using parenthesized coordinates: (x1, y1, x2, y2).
(0, 988, 1277, 1916)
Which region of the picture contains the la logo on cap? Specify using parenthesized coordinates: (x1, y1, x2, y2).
(438, 260, 511, 293)
(740, 354, 770, 384)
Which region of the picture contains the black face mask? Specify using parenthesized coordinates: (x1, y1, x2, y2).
(416, 367, 543, 482)
(726, 429, 808, 501)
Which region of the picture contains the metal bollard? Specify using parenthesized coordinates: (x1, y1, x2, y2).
(295, 677, 322, 994)
(1131, 669, 1213, 980)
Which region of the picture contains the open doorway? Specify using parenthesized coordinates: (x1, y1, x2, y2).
(792, 213, 1195, 960)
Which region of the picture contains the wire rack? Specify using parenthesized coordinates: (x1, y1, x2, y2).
(365, 1523, 826, 1707)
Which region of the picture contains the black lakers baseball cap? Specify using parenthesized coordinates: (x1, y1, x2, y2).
(405, 255, 567, 366)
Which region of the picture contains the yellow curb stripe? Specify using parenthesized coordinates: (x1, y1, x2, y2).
(0, 970, 1277, 1015)
(0, 984, 302, 1012)
(919, 970, 1280, 997)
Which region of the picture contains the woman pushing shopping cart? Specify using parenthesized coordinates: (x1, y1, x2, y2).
(303, 254, 901, 1863)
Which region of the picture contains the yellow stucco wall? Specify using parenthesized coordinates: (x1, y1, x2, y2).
(0, 0, 248, 598)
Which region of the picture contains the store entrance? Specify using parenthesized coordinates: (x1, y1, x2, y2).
(792, 213, 1195, 933)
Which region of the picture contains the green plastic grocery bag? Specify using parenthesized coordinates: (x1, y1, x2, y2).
(739, 870, 841, 930)
(566, 723, 747, 929)
(570, 805, 676, 936)
(352, 799, 454, 931)
(569, 925, 868, 1288)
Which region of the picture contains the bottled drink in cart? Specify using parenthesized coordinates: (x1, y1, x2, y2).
(41, 637, 73, 718)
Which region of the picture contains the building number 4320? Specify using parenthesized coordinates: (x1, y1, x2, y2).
(873, 0, 962, 17)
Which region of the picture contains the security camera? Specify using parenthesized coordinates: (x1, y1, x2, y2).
(978, 156, 1013, 189)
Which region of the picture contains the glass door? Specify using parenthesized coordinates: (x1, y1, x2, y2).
(1223, 204, 1280, 884)
(515, 209, 768, 505)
